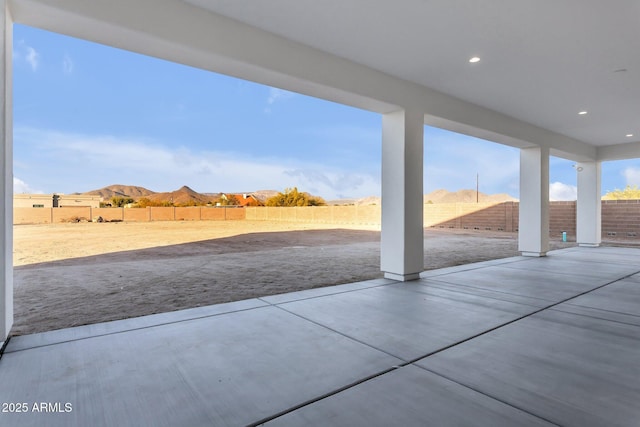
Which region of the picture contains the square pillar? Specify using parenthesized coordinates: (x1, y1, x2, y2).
(381, 109, 423, 281)
(576, 161, 601, 247)
(0, 0, 12, 343)
(518, 146, 549, 256)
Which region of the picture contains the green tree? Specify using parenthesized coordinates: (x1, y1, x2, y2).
(135, 197, 173, 208)
(266, 187, 326, 207)
(110, 196, 135, 207)
(602, 185, 640, 200)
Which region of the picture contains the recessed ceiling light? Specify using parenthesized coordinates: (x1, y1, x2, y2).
(578, 111, 588, 115)
(469, 56, 481, 63)
(626, 134, 634, 137)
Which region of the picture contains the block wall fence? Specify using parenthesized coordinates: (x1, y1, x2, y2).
(12, 200, 640, 240)
(13, 206, 245, 225)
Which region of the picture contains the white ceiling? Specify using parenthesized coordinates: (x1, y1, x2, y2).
(183, 0, 640, 148)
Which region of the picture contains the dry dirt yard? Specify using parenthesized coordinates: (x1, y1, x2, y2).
(13, 220, 576, 336)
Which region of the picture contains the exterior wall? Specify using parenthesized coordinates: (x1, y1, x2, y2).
(225, 208, 245, 220)
(424, 203, 508, 230)
(602, 200, 640, 239)
(175, 207, 201, 220)
(13, 207, 245, 224)
(150, 207, 175, 221)
(11, 202, 640, 241)
(245, 205, 380, 225)
(14, 207, 51, 224)
(57, 195, 102, 208)
(93, 207, 124, 222)
(52, 207, 92, 223)
(14, 194, 54, 208)
(201, 207, 227, 220)
(549, 202, 576, 238)
(247, 202, 640, 241)
(123, 208, 150, 222)
(14, 194, 102, 208)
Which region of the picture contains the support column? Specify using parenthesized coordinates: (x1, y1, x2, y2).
(381, 109, 423, 281)
(576, 161, 601, 247)
(0, 0, 12, 343)
(518, 147, 549, 256)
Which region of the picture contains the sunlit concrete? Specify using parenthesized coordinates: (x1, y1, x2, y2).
(1, 247, 638, 426)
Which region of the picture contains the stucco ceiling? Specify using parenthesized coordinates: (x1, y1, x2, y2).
(183, 0, 640, 148)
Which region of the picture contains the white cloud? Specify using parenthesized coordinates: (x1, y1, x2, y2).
(13, 127, 379, 200)
(623, 167, 640, 186)
(63, 54, 74, 74)
(424, 131, 520, 197)
(25, 46, 40, 71)
(14, 41, 40, 71)
(264, 87, 296, 113)
(285, 169, 380, 200)
(13, 177, 42, 194)
(549, 182, 577, 201)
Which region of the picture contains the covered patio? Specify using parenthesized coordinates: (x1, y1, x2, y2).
(1, 245, 639, 426)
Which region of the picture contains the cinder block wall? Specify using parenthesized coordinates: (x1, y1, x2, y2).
(52, 207, 92, 223)
(93, 207, 124, 222)
(123, 208, 150, 222)
(13, 207, 245, 224)
(602, 200, 640, 239)
(175, 207, 201, 221)
(13, 208, 51, 224)
(549, 202, 577, 237)
(245, 205, 380, 225)
(12, 202, 640, 240)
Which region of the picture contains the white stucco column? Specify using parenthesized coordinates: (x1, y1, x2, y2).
(381, 109, 424, 281)
(576, 161, 601, 247)
(0, 0, 12, 343)
(518, 146, 549, 256)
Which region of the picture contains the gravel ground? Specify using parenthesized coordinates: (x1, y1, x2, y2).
(12, 221, 575, 335)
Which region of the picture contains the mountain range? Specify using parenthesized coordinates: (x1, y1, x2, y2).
(80, 184, 516, 206)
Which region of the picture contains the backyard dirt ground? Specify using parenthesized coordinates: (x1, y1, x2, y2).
(12, 220, 577, 336)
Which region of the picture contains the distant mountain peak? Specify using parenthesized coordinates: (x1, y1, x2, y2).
(83, 184, 156, 199)
(424, 189, 517, 203)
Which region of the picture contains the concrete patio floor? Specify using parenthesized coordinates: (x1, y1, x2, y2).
(0, 246, 639, 426)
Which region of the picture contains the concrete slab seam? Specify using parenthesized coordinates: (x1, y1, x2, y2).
(257, 281, 393, 305)
(247, 365, 401, 427)
(414, 365, 562, 427)
(403, 269, 640, 367)
(420, 256, 531, 278)
(383, 271, 640, 426)
(5, 304, 269, 354)
(269, 303, 404, 361)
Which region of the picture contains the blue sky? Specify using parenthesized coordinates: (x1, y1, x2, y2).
(11, 24, 640, 200)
